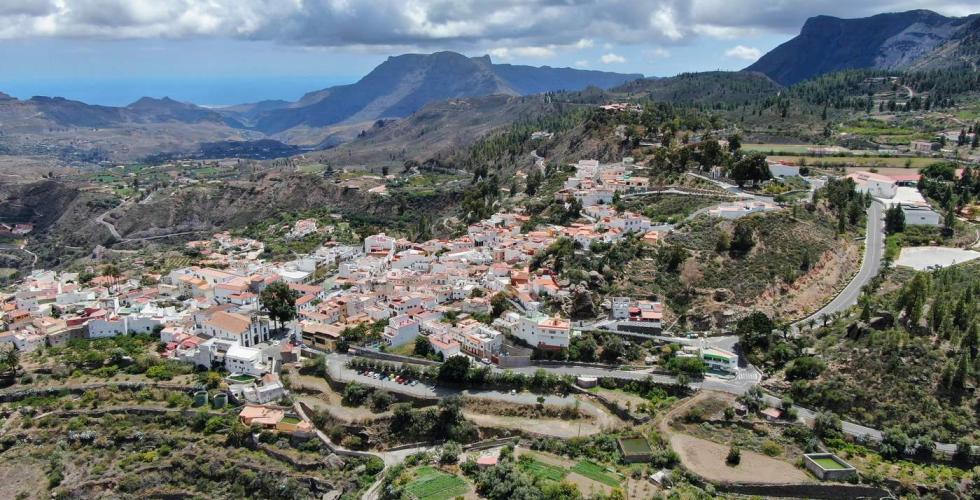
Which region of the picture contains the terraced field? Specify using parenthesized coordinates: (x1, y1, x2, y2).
(404, 467, 470, 500)
(518, 457, 567, 482)
(570, 461, 621, 488)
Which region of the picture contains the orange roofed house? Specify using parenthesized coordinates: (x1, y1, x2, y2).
(238, 404, 312, 434)
(204, 311, 271, 348)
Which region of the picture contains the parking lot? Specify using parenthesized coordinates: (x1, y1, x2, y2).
(895, 246, 980, 270)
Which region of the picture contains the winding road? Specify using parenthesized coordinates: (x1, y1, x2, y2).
(792, 200, 884, 330)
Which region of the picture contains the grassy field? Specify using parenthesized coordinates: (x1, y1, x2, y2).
(404, 467, 469, 500)
(519, 457, 568, 482)
(297, 164, 327, 175)
(955, 107, 980, 121)
(767, 155, 937, 168)
(570, 461, 620, 488)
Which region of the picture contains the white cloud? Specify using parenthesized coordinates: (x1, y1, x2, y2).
(0, 0, 973, 50)
(574, 59, 589, 67)
(488, 45, 556, 59)
(645, 47, 671, 59)
(649, 5, 682, 41)
(600, 53, 626, 64)
(692, 24, 758, 39)
(724, 45, 762, 60)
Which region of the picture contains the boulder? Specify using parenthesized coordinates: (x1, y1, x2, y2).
(846, 321, 871, 339)
(868, 311, 895, 330)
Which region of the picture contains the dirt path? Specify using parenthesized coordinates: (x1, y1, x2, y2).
(658, 391, 812, 484)
(464, 411, 602, 438)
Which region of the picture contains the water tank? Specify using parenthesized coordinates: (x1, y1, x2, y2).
(212, 392, 228, 409)
(193, 390, 208, 407)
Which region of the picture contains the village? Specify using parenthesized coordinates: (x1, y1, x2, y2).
(0, 151, 961, 408)
(0, 154, 971, 499)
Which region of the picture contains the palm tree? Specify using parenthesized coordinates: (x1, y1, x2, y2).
(102, 264, 122, 292)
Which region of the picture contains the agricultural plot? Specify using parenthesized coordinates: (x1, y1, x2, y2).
(163, 255, 194, 269)
(519, 457, 568, 482)
(570, 461, 621, 488)
(404, 467, 469, 500)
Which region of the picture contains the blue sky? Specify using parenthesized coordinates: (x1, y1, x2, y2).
(0, 1, 975, 106)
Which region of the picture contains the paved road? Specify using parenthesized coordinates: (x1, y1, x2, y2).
(95, 203, 125, 239)
(315, 325, 968, 457)
(793, 200, 884, 329)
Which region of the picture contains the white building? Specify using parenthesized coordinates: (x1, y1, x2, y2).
(364, 234, 396, 255)
(88, 315, 163, 339)
(457, 325, 503, 359)
(11, 331, 46, 352)
(382, 314, 420, 347)
(428, 332, 462, 359)
(225, 344, 269, 377)
(236, 380, 285, 403)
(204, 311, 271, 348)
(708, 200, 780, 219)
(499, 312, 570, 350)
(701, 347, 738, 373)
(847, 171, 898, 199)
(611, 297, 631, 320)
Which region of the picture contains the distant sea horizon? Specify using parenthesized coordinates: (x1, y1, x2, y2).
(1, 75, 358, 107)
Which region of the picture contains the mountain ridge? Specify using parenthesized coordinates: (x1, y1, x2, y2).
(746, 9, 980, 85)
(244, 51, 642, 133)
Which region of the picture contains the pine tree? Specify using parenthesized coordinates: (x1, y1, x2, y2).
(952, 353, 970, 389)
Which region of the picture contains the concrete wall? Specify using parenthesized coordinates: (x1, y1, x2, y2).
(803, 453, 857, 481)
(714, 482, 888, 500)
(348, 347, 442, 366)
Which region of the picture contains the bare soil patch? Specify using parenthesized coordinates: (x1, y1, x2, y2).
(669, 433, 810, 484)
(753, 239, 859, 321)
(0, 450, 48, 500)
(464, 412, 602, 438)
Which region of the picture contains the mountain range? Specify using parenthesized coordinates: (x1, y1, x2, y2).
(747, 9, 980, 85)
(230, 51, 641, 134)
(0, 52, 640, 160)
(2, 10, 979, 163)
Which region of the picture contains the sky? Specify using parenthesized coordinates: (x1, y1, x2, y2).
(0, 0, 977, 106)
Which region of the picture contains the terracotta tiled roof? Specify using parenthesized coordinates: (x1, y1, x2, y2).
(205, 311, 251, 334)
